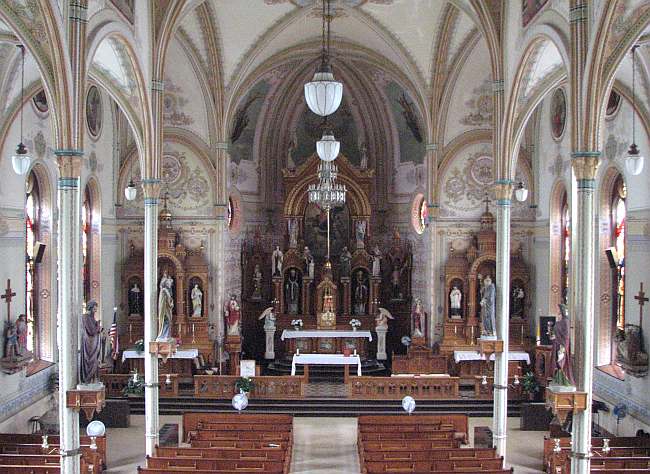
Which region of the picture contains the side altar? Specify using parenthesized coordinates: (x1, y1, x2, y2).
(118, 197, 213, 372)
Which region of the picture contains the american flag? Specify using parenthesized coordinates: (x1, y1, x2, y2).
(109, 307, 119, 360)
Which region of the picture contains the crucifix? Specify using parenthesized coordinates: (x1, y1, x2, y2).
(482, 192, 491, 213)
(634, 282, 648, 329)
(2, 279, 16, 324)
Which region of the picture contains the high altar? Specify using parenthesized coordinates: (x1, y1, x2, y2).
(119, 199, 213, 374)
(240, 155, 414, 361)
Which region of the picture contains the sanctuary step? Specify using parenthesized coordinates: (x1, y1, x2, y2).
(265, 357, 388, 381)
(125, 396, 522, 417)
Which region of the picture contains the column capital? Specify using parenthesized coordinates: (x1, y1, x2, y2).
(571, 151, 601, 181)
(215, 142, 229, 150)
(494, 180, 514, 203)
(68, 1, 88, 22)
(425, 143, 437, 151)
(54, 151, 83, 178)
(492, 80, 504, 93)
(151, 79, 164, 92)
(569, 3, 588, 23)
(427, 203, 439, 219)
(141, 179, 161, 200)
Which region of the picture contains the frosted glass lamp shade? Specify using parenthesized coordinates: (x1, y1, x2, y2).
(304, 70, 343, 117)
(11, 143, 31, 175)
(86, 420, 106, 437)
(316, 132, 340, 162)
(124, 179, 137, 201)
(626, 143, 644, 176)
(514, 182, 528, 202)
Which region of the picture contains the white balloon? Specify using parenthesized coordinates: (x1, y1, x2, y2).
(402, 396, 416, 414)
(86, 420, 106, 437)
(232, 393, 249, 412)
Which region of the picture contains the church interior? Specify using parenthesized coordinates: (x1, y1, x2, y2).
(0, 1, 649, 473)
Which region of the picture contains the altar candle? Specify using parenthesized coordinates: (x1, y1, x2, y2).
(536, 318, 541, 344)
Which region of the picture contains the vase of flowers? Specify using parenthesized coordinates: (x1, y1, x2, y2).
(291, 319, 303, 331)
(350, 319, 361, 331)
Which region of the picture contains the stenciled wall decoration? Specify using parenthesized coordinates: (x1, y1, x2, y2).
(550, 87, 566, 140)
(86, 85, 103, 139)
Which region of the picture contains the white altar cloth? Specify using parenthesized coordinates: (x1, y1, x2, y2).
(122, 348, 199, 363)
(291, 353, 362, 376)
(281, 329, 372, 342)
(453, 350, 530, 364)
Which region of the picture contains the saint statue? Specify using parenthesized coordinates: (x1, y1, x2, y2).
(449, 286, 462, 318)
(511, 286, 525, 318)
(80, 301, 101, 384)
(372, 246, 381, 277)
(353, 270, 369, 315)
(303, 246, 315, 279)
(340, 247, 352, 278)
(272, 246, 283, 276)
(359, 142, 368, 170)
(128, 282, 142, 316)
(549, 304, 574, 385)
(157, 273, 174, 340)
(252, 265, 262, 300)
(287, 134, 297, 170)
(258, 307, 276, 330)
(287, 219, 298, 248)
(285, 269, 301, 314)
(412, 298, 425, 338)
(16, 314, 27, 355)
(479, 276, 496, 338)
(224, 295, 241, 336)
(191, 283, 203, 317)
(391, 257, 405, 300)
(355, 220, 367, 248)
(4, 322, 18, 360)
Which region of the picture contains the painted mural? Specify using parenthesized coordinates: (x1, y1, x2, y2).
(293, 97, 360, 167)
(304, 202, 350, 261)
(385, 81, 425, 164)
(230, 80, 271, 164)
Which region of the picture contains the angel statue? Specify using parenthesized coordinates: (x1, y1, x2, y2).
(258, 307, 276, 330)
(375, 307, 394, 329)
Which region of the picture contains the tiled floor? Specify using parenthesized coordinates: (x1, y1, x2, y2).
(105, 415, 546, 473)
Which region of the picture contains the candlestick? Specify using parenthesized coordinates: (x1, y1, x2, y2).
(536, 312, 541, 346)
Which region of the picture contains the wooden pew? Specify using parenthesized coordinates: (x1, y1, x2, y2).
(190, 431, 292, 443)
(0, 444, 102, 472)
(156, 445, 285, 461)
(0, 433, 107, 468)
(364, 457, 504, 473)
(145, 455, 285, 472)
(189, 439, 290, 450)
(182, 413, 292, 442)
(361, 439, 459, 451)
(358, 414, 468, 443)
(363, 447, 498, 462)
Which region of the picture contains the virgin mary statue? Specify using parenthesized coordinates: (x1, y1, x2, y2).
(157, 274, 174, 340)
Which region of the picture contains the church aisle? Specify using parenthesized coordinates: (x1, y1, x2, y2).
(290, 417, 360, 474)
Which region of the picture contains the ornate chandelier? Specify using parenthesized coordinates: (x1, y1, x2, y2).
(304, 0, 343, 117)
(308, 161, 346, 260)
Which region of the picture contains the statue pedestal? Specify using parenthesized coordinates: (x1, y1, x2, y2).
(478, 338, 504, 358)
(225, 336, 242, 376)
(66, 385, 105, 420)
(264, 327, 276, 360)
(375, 326, 388, 360)
(545, 385, 586, 424)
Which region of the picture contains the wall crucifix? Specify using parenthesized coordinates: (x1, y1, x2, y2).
(2, 279, 16, 324)
(634, 282, 648, 329)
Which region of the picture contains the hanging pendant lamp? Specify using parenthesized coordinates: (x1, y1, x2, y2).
(124, 178, 137, 201)
(304, 0, 343, 117)
(11, 45, 31, 176)
(626, 45, 644, 176)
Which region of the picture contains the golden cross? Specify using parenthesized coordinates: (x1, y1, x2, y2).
(635, 282, 648, 328)
(1, 279, 16, 323)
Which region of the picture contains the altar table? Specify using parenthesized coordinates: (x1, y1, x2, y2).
(281, 330, 372, 357)
(291, 353, 362, 382)
(453, 350, 530, 364)
(122, 348, 199, 376)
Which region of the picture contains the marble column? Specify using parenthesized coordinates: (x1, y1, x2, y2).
(142, 180, 161, 456)
(425, 143, 437, 345)
(214, 143, 229, 342)
(570, 153, 600, 474)
(55, 152, 83, 474)
(493, 181, 513, 460)
(264, 326, 276, 359)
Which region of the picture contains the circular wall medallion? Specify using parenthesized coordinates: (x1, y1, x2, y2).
(470, 156, 494, 186)
(32, 89, 48, 115)
(605, 90, 622, 119)
(411, 193, 427, 235)
(86, 86, 103, 139)
(161, 154, 183, 184)
(550, 88, 566, 140)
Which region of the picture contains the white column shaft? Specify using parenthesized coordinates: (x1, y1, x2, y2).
(571, 178, 596, 474)
(57, 176, 81, 474)
(144, 198, 159, 456)
(493, 200, 511, 460)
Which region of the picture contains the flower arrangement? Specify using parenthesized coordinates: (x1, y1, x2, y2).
(291, 319, 304, 330)
(349, 319, 361, 330)
(401, 335, 412, 347)
(133, 339, 145, 353)
(235, 376, 255, 394)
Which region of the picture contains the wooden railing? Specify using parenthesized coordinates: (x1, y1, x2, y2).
(349, 376, 460, 399)
(472, 376, 523, 400)
(101, 374, 179, 398)
(193, 376, 305, 399)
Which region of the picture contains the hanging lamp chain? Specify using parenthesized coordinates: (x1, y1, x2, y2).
(19, 44, 25, 145)
(631, 44, 637, 146)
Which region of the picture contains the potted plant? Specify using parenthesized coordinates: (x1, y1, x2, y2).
(133, 339, 145, 353)
(291, 319, 303, 331)
(235, 376, 255, 395)
(122, 374, 145, 397)
(349, 319, 361, 331)
(521, 371, 540, 401)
